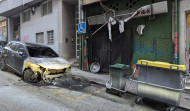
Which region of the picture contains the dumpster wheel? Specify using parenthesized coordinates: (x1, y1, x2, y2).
(106, 88, 111, 93)
(135, 97, 143, 105)
(118, 92, 124, 97)
(165, 106, 176, 111)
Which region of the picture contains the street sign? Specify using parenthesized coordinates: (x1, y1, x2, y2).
(78, 22, 86, 34)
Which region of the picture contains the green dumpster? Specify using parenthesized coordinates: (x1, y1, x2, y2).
(107, 64, 129, 91)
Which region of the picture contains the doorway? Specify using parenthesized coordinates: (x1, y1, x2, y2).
(13, 17, 20, 38)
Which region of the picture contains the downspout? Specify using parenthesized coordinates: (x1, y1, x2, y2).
(174, 0, 179, 64)
(78, 0, 82, 69)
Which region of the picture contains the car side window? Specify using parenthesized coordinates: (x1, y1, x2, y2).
(10, 43, 18, 51)
(17, 45, 26, 54)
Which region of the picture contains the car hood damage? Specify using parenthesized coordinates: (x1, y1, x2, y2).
(30, 57, 70, 69)
(24, 57, 71, 83)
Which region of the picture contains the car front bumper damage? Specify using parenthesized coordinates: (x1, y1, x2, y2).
(25, 62, 71, 83)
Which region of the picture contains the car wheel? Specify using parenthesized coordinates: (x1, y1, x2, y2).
(0, 57, 7, 71)
(23, 69, 39, 83)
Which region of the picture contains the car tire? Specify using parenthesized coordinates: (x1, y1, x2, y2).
(23, 69, 39, 83)
(0, 57, 7, 71)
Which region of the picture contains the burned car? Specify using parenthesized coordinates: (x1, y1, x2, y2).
(0, 41, 8, 54)
(0, 41, 71, 83)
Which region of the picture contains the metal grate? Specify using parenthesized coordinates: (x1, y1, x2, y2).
(47, 30, 54, 45)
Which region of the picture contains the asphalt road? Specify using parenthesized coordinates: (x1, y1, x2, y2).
(0, 70, 186, 111)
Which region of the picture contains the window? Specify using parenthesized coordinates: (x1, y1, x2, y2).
(17, 44, 27, 56)
(36, 32, 44, 44)
(47, 31, 54, 45)
(27, 47, 58, 58)
(42, 1, 52, 16)
(23, 10, 30, 22)
(10, 43, 18, 51)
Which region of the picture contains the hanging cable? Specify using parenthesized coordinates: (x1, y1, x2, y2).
(92, 1, 116, 36)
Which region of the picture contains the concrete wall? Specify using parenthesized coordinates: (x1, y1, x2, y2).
(20, 0, 76, 59)
(179, 0, 189, 68)
(20, 0, 59, 53)
(60, 1, 76, 59)
(7, 17, 14, 41)
(0, 0, 32, 14)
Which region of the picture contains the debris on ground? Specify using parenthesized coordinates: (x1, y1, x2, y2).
(51, 75, 96, 91)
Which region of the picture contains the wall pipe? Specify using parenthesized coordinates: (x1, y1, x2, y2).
(78, 0, 82, 69)
(174, 0, 179, 64)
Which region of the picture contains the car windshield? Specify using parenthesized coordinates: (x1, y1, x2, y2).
(27, 46, 59, 58)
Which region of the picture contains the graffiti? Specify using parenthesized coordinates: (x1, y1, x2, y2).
(23, 35, 30, 42)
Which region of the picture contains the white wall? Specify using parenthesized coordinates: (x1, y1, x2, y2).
(0, 0, 32, 14)
(20, 0, 76, 59)
(61, 1, 76, 59)
(179, 0, 189, 68)
(20, 0, 59, 53)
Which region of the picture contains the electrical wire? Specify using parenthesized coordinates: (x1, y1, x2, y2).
(100, 1, 116, 23)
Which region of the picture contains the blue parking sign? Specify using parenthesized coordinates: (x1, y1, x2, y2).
(78, 22, 86, 34)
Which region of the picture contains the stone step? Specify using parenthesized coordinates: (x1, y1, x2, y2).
(68, 58, 79, 67)
(72, 62, 79, 67)
(186, 82, 190, 87)
(184, 86, 190, 94)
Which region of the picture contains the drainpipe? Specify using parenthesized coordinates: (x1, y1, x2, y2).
(174, 0, 179, 64)
(78, 0, 82, 69)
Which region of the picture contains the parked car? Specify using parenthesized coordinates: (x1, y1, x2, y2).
(0, 41, 8, 54)
(0, 41, 71, 83)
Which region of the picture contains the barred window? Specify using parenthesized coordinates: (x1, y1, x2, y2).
(23, 10, 30, 22)
(47, 31, 54, 45)
(42, 1, 52, 16)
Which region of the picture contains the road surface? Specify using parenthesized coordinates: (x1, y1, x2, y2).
(0, 70, 186, 111)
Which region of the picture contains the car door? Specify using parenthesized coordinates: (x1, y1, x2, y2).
(14, 44, 28, 74)
(4, 42, 18, 69)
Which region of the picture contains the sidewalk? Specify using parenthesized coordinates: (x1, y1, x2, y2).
(70, 67, 190, 110)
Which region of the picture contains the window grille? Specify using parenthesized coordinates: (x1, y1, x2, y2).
(47, 31, 54, 45)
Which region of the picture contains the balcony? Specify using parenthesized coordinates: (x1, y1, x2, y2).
(0, 0, 44, 17)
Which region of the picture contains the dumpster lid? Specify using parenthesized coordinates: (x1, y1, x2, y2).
(137, 60, 186, 71)
(109, 64, 129, 69)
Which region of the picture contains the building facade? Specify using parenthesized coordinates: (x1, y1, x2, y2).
(0, 0, 188, 72)
(0, 0, 77, 60)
